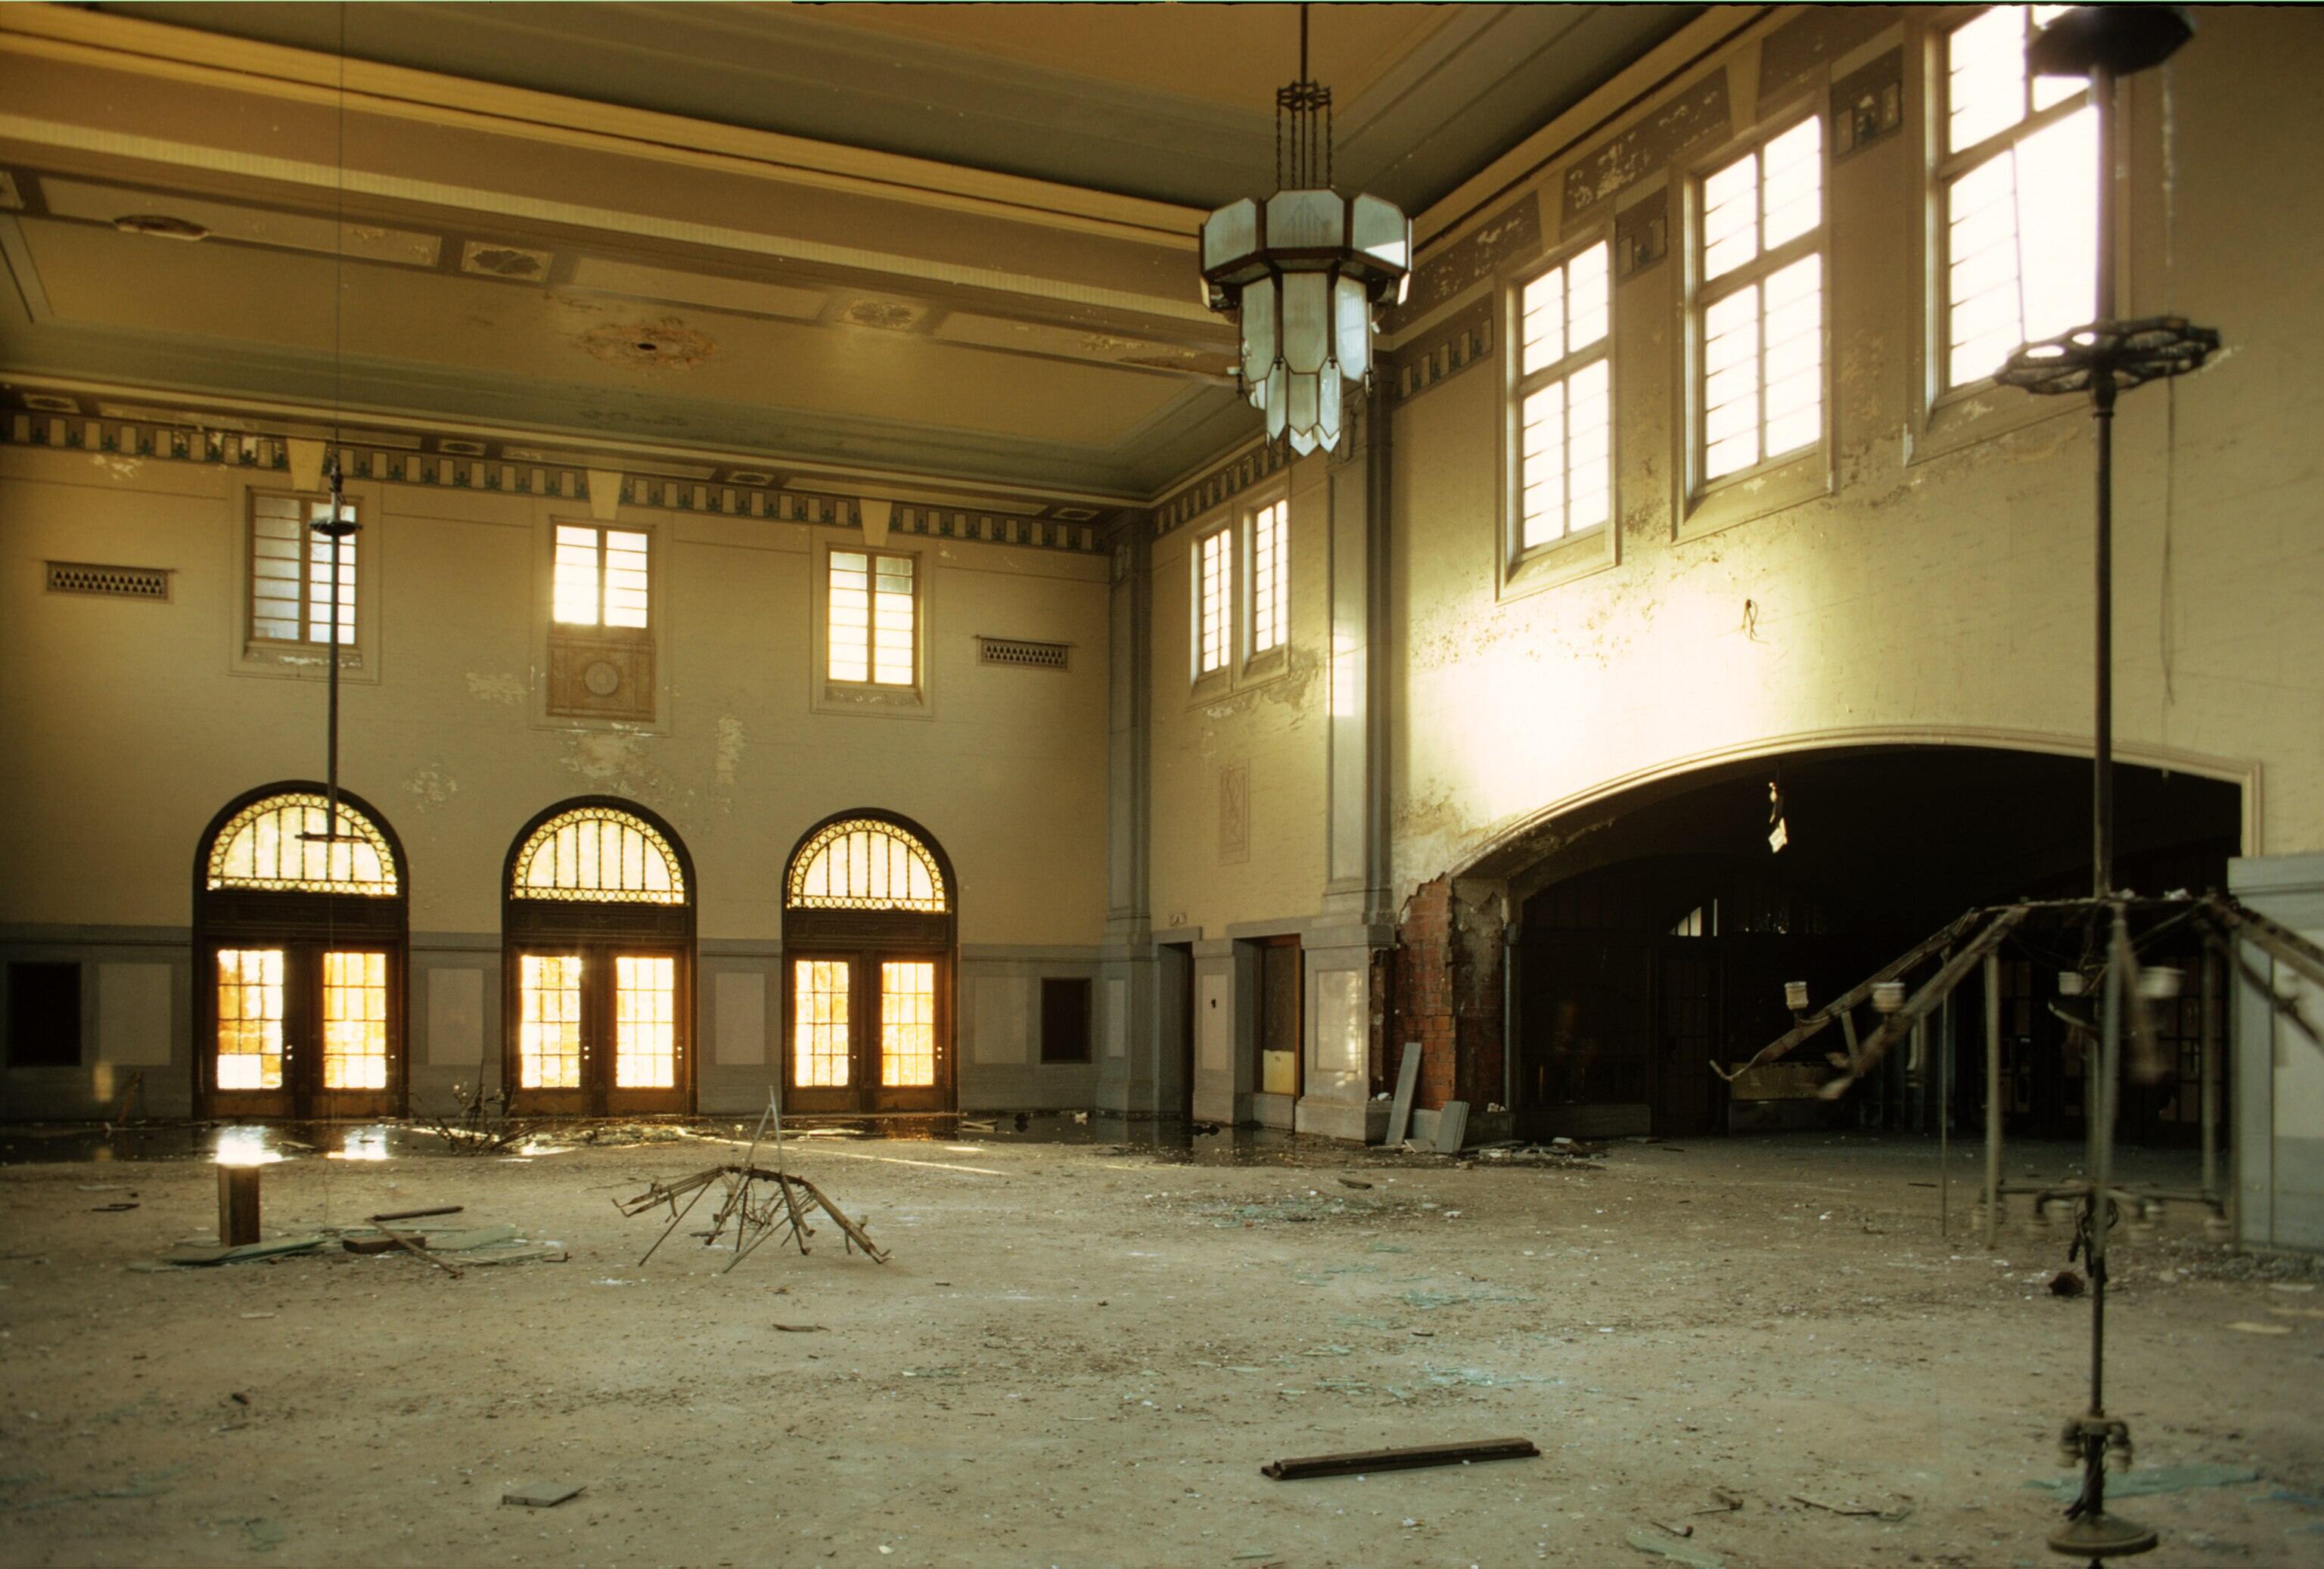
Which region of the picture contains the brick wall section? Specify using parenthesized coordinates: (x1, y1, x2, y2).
(1392, 875, 1506, 1111)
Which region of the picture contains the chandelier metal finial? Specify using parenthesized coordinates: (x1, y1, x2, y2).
(1201, 3, 1410, 456)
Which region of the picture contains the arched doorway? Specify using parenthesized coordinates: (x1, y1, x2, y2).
(781, 811, 955, 1114)
(502, 798, 695, 1116)
(194, 783, 409, 1119)
(1507, 747, 2242, 1142)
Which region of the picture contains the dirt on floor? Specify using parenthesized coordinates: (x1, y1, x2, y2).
(1, 1125, 2319, 1568)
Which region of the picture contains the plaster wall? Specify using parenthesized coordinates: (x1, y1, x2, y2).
(1381, 4, 2324, 894)
(0, 446, 1111, 1111)
(1145, 458, 1331, 938)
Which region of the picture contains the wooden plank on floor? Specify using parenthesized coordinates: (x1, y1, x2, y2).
(1385, 1042, 1422, 1146)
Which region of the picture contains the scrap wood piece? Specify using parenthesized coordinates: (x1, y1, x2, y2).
(1260, 1437, 1539, 1480)
(772, 1322, 828, 1333)
(501, 1481, 583, 1508)
(384, 1228, 463, 1279)
(370, 1205, 462, 1223)
(1791, 1494, 1912, 1521)
(1623, 1528, 1724, 1567)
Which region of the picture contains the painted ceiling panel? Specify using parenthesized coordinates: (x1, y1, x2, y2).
(20, 217, 1199, 449)
(38, 178, 440, 266)
(90, 2, 1704, 212)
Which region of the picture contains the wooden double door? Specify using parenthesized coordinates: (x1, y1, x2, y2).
(784, 949, 950, 1114)
(201, 937, 404, 1119)
(508, 941, 691, 1116)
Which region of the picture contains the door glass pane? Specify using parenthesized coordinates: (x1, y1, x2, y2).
(881, 961, 936, 1088)
(519, 955, 583, 1089)
(322, 950, 389, 1090)
(614, 954, 676, 1089)
(794, 959, 850, 1087)
(216, 949, 284, 1090)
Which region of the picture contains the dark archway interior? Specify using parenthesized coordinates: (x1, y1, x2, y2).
(1513, 748, 2241, 1143)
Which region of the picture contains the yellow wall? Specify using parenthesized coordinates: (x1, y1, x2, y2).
(0, 448, 1111, 944)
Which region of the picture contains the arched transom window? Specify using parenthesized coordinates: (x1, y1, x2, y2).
(511, 806, 685, 904)
(207, 794, 399, 896)
(786, 818, 947, 912)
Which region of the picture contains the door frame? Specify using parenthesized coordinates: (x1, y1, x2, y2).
(779, 948, 954, 1116)
(501, 797, 698, 1117)
(191, 783, 410, 1120)
(778, 809, 958, 1116)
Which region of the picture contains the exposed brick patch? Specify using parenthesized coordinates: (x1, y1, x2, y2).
(1392, 875, 1506, 1111)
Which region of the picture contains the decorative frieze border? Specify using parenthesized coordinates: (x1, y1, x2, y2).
(1149, 437, 1291, 539)
(0, 412, 1105, 554)
(1386, 299, 1496, 408)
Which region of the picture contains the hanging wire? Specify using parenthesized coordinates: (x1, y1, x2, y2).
(2158, 62, 2178, 714)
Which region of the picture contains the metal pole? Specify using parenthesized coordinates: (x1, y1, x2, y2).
(1940, 987, 1952, 1237)
(2091, 62, 2117, 902)
(325, 463, 344, 828)
(1984, 950, 2003, 1249)
(2200, 943, 2219, 1203)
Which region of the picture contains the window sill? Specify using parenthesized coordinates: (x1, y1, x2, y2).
(1907, 377, 2084, 468)
(1238, 645, 1291, 687)
(1499, 521, 1617, 602)
(232, 643, 377, 684)
(1679, 446, 1832, 541)
(814, 679, 931, 719)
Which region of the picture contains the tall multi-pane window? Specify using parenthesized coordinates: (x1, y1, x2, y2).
(1939, 5, 2091, 390)
(828, 549, 917, 686)
(1514, 240, 1612, 550)
(553, 524, 650, 628)
(249, 493, 357, 646)
(1195, 527, 1231, 676)
(1249, 499, 1289, 655)
(1697, 116, 1825, 484)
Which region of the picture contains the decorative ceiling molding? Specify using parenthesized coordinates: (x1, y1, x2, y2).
(0, 407, 1111, 555)
(0, 5, 1205, 247)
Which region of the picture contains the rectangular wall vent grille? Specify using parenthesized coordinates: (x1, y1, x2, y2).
(978, 635, 1069, 670)
(45, 561, 170, 601)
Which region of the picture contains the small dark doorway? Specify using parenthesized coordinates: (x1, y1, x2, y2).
(780, 812, 956, 1115)
(194, 784, 409, 1120)
(502, 798, 696, 1117)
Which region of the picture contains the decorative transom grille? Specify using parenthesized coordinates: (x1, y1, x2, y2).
(511, 807, 685, 904)
(47, 561, 170, 601)
(786, 818, 947, 912)
(207, 794, 400, 895)
(977, 636, 1069, 670)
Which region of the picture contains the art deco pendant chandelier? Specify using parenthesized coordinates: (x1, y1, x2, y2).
(1198, 5, 1412, 455)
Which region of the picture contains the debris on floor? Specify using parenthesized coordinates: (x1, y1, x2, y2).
(1623, 1527, 1724, 1567)
(2022, 1462, 2260, 1498)
(1260, 1437, 1539, 1480)
(501, 1480, 584, 1508)
(617, 1164, 889, 1267)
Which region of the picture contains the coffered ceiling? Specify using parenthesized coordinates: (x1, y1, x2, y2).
(0, 2, 1707, 510)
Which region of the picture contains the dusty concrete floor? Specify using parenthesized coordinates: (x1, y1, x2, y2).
(1, 1125, 2319, 1568)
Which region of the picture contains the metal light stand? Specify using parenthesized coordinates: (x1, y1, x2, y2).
(1993, 9, 2214, 1560)
(297, 455, 367, 861)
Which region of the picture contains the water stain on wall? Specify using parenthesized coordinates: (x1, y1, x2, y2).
(403, 766, 459, 809)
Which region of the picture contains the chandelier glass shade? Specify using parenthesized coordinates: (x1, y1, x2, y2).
(1199, 21, 1410, 455)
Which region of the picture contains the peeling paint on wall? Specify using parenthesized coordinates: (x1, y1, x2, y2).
(465, 672, 527, 705)
(561, 729, 675, 801)
(404, 766, 459, 810)
(713, 715, 745, 788)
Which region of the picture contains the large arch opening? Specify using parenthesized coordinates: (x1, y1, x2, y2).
(502, 797, 697, 1116)
(193, 783, 409, 1120)
(781, 811, 956, 1115)
(1505, 747, 2242, 1142)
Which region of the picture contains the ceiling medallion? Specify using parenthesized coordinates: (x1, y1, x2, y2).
(1198, 5, 1411, 455)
